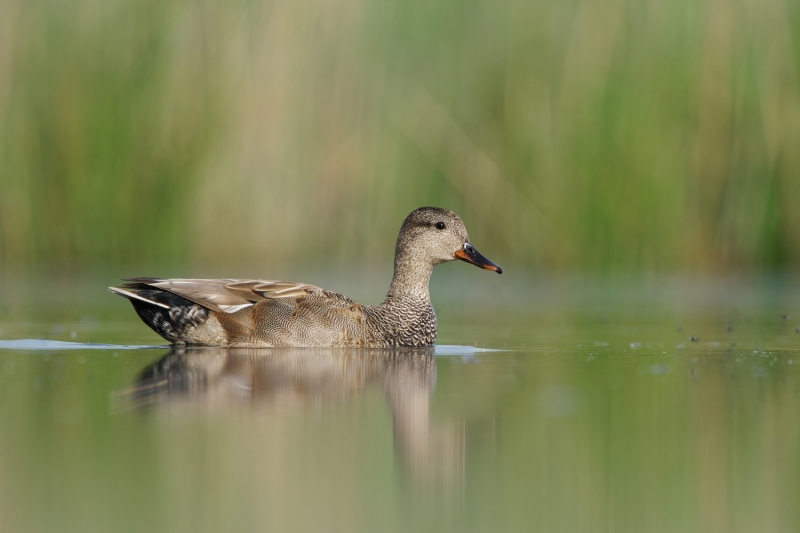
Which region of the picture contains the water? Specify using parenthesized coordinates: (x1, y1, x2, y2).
(1, 274, 800, 533)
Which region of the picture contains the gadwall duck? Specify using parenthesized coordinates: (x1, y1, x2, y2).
(110, 207, 502, 347)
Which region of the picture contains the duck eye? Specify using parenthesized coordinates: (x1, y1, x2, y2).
(434, 222, 446, 230)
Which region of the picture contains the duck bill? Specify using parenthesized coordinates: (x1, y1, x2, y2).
(454, 244, 503, 274)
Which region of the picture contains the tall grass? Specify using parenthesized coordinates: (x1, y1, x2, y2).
(1, 0, 799, 273)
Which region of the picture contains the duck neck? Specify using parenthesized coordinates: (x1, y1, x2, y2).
(383, 252, 434, 306)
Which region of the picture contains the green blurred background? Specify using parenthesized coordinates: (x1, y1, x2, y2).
(1, 0, 799, 274)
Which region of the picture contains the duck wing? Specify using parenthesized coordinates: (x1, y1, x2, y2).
(119, 278, 323, 314)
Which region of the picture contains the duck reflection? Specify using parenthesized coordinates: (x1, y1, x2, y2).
(124, 346, 462, 489)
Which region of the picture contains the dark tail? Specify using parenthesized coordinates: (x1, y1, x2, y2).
(109, 280, 209, 344)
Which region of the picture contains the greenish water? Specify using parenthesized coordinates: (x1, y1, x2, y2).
(1, 275, 800, 533)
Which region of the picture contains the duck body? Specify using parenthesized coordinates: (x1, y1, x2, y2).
(115, 278, 437, 348)
(111, 207, 501, 348)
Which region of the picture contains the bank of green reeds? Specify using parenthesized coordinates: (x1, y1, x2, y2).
(1, 0, 799, 272)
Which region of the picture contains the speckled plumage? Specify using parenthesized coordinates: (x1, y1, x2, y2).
(110, 207, 502, 347)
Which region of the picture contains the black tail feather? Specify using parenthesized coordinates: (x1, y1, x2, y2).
(110, 284, 209, 343)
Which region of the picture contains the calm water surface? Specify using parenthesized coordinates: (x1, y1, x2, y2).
(1, 274, 799, 533)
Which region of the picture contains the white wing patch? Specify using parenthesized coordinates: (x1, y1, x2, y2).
(217, 303, 254, 313)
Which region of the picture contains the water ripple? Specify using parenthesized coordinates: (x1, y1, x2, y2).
(0, 339, 166, 351)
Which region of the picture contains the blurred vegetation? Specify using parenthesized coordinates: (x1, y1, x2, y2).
(1, 0, 799, 273)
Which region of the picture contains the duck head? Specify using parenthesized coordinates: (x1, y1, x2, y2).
(397, 207, 502, 274)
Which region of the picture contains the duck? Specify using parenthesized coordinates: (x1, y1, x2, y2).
(109, 207, 502, 347)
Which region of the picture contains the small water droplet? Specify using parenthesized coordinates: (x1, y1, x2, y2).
(644, 364, 671, 375)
